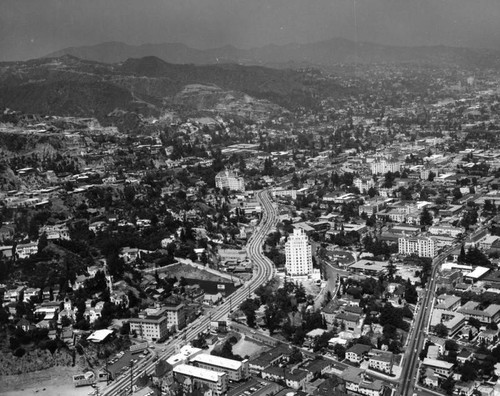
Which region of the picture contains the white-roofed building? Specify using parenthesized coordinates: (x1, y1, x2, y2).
(430, 309, 466, 336)
(173, 364, 227, 396)
(429, 224, 464, 238)
(464, 266, 491, 282)
(215, 170, 245, 192)
(189, 354, 249, 381)
(87, 329, 114, 343)
(167, 345, 203, 367)
(422, 358, 454, 377)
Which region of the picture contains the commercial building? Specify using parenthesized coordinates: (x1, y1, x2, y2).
(218, 249, 248, 264)
(349, 260, 389, 277)
(190, 354, 249, 381)
(285, 228, 313, 277)
(398, 236, 437, 258)
(173, 364, 227, 396)
(215, 170, 245, 192)
(428, 224, 464, 238)
(167, 345, 203, 367)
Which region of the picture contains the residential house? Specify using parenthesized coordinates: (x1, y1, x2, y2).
(477, 329, 498, 345)
(23, 287, 40, 303)
(368, 350, 393, 374)
(16, 242, 38, 259)
(341, 367, 386, 396)
(456, 350, 474, 365)
(16, 318, 35, 332)
(346, 344, 372, 364)
(423, 368, 439, 388)
(454, 382, 476, 396)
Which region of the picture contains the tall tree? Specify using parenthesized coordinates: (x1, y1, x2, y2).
(420, 207, 433, 227)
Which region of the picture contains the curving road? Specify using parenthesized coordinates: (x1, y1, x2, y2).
(100, 190, 278, 395)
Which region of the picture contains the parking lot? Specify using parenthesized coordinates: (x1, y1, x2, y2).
(106, 348, 150, 379)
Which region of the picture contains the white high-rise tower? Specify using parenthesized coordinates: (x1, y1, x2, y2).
(285, 228, 313, 277)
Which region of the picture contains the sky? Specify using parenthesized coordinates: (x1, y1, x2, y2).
(1, 0, 499, 61)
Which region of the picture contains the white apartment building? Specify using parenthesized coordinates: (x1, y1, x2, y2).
(354, 177, 375, 193)
(215, 170, 245, 192)
(128, 316, 169, 342)
(285, 228, 313, 277)
(173, 364, 227, 396)
(371, 160, 402, 175)
(398, 236, 437, 258)
(128, 304, 186, 341)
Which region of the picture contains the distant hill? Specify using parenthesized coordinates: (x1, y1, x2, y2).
(0, 55, 345, 131)
(0, 80, 133, 120)
(45, 38, 500, 69)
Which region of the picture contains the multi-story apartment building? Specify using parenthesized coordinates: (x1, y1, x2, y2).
(354, 177, 375, 193)
(370, 160, 402, 175)
(285, 228, 313, 277)
(128, 304, 185, 341)
(173, 364, 227, 396)
(398, 236, 437, 258)
(215, 170, 245, 192)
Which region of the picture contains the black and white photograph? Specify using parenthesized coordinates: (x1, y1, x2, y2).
(0, 1, 500, 395)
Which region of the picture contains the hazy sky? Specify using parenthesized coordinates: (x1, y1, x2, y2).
(1, 0, 499, 61)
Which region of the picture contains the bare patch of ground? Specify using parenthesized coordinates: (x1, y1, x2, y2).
(231, 335, 268, 359)
(0, 366, 92, 396)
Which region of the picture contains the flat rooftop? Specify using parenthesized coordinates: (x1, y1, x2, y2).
(173, 363, 225, 382)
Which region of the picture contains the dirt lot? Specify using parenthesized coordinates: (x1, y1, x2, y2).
(159, 263, 230, 283)
(0, 366, 94, 396)
(231, 335, 268, 359)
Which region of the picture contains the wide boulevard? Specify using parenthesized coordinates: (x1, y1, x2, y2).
(100, 190, 279, 395)
(397, 244, 458, 396)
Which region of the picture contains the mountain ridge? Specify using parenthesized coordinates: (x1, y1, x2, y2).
(45, 38, 500, 69)
(0, 55, 345, 131)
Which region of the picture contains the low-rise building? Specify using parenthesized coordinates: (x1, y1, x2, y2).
(190, 354, 249, 382)
(368, 350, 393, 374)
(16, 242, 38, 259)
(422, 358, 454, 377)
(173, 364, 227, 396)
(346, 344, 372, 364)
(458, 302, 500, 324)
